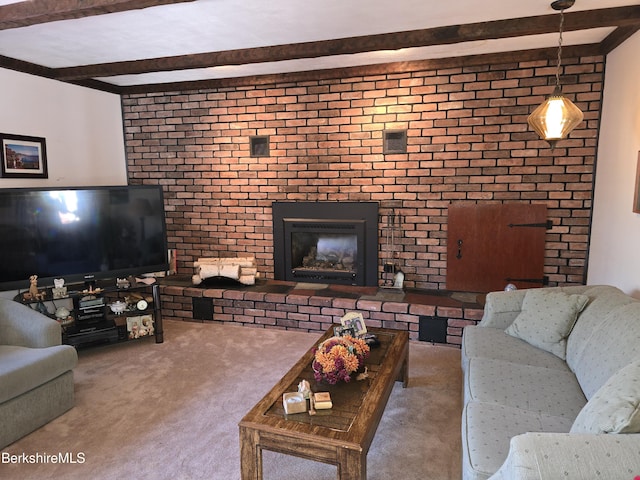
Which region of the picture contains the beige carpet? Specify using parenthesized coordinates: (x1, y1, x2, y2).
(1, 320, 462, 480)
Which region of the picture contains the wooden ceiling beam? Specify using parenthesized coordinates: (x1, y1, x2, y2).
(0, 54, 121, 93)
(599, 25, 640, 54)
(53, 5, 640, 82)
(117, 44, 603, 96)
(0, 0, 196, 30)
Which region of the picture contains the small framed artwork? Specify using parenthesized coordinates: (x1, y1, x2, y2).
(634, 152, 640, 214)
(340, 311, 367, 337)
(334, 325, 356, 338)
(0, 133, 48, 178)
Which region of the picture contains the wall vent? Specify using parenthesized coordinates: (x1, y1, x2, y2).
(192, 297, 214, 321)
(383, 129, 407, 154)
(418, 315, 448, 344)
(250, 135, 270, 157)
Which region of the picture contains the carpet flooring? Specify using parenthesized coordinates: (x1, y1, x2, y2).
(1, 320, 463, 480)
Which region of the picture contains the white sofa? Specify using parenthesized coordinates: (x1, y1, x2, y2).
(461, 285, 640, 480)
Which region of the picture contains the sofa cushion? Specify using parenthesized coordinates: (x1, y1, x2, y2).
(571, 359, 640, 434)
(566, 286, 633, 372)
(462, 326, 569, 372)
(462, 401, 574, 480)
(505, 289, 589, 359)
(490, 432, 640, 480)
(570, 301, 640, 399)
(478, 289, 527, 330)
(465, 357, 585, 419)
(0, 345, 78, 404)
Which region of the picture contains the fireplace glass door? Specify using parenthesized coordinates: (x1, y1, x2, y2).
(292, 232, 357, 274)
(284, 220, 365, 285)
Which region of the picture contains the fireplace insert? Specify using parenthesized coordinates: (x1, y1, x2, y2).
(272, 202, 378, 286)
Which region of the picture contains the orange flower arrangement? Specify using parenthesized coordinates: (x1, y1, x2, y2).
(312, 335, 370, 384)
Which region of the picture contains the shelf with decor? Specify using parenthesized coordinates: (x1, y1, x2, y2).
(14, 279, 163, 349)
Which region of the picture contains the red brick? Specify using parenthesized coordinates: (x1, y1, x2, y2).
(382, 302, 409, 314)
(356, 299, 383, 312)
(332, 298, 358, 310)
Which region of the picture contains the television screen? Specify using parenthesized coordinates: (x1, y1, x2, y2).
(0, 185, 169, 291)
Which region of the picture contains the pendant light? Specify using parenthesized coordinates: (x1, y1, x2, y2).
(527, 0, 584, 148)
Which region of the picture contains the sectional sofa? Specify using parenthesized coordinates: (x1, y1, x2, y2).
(0, 298, 78, 448)
(461, 285, 640, 480)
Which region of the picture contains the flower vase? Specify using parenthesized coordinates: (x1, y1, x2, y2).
(311, 335, 370, 385)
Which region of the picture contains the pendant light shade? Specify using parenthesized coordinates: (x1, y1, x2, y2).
(528, 0, 584, 147)
(527, 87, 584, 148)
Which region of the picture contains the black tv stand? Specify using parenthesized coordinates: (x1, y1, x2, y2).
(15, 281, 163, 349)
(65, 326, 120, 346)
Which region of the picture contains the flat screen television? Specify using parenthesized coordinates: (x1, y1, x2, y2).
(0, 185, 169, 292)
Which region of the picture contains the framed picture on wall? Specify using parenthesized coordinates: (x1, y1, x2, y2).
(0, 133, 48, 178)
(634, 152, 640, 214)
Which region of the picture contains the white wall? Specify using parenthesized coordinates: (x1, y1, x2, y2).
(0, 68, 127, 187)
(588, 32, 640, 298)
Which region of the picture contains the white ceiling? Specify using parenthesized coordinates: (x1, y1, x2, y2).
(0, 0, 638, 90)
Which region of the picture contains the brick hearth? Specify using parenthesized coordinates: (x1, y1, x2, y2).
(158, 278, 484, 346)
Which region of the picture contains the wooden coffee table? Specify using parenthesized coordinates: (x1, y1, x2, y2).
(239, 325, 409, 480)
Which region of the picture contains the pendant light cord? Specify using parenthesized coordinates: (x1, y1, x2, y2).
(555, 9, 565, 89)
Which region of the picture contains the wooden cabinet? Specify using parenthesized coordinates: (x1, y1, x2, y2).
(447, 203, 548, 292)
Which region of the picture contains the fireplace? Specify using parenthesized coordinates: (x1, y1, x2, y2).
(272, 202, 379, 286)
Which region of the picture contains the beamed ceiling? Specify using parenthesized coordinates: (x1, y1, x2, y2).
(0, 0, 639, 95)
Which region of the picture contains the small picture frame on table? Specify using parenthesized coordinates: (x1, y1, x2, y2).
(334, 325, 356, 338)
(340, 311, 367, 337)
(0, 133, 48, 179)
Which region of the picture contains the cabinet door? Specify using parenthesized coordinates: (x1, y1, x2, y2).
(446, 203, 548, 292)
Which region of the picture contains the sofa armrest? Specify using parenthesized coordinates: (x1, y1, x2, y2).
(0, 299, 62, 348)
(489, 432, 640, 480)
(478, 289, 527, 329)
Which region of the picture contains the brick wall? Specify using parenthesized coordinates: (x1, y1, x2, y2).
(122, 54, 604, 290)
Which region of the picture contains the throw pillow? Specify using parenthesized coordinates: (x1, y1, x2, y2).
(571, 359, 640, 434)
(505, 289, 589, 359)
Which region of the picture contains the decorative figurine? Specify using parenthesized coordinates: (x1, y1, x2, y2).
(141, 315, 154, 336)
(23, 275, 46, 301)
(109, 300, 127, 315)
(55, 306, 70, 319)
(54, 306, 74, 326)
(129, 324, 139, 339)
(52, 278, 67, 299)
(35, 301, 49, 316)
(29, 275, 38, 296)
(297, 379, 311, 399)
(392, 269, 405, 289)
(81, 284, 102, 294)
